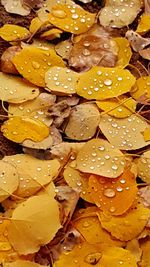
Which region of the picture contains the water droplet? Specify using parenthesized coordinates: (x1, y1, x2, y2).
(84, 252, 101, 265)
(83, 49, 91, 56)
(116, 186, 123, 192)
(104, 79, 112, 86)
(52, 9, 67, 18)
(83, 221, 90, 228)
(32, 61, 40, 69)
(104, 188, 116, 198)
(109, 206, 116, 213)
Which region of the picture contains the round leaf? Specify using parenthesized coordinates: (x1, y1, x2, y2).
(0, 24, 30, 42)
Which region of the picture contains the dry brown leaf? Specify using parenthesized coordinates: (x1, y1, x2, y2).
(139, 47, 150, 60)
(139, 186, 150, 208)
(126, 30, 150, 52)
(1, 0, 30, 15)
(1, 46, 21, 74)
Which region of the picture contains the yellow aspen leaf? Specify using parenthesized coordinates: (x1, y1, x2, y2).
(48, 4, 96, 35)
(136, 151, 150, 183)
(0, 72, 39, 103)
(97, 203, 150, 241)
(40, 28, 63, 40)
(22, 135, 53, 150)
(126, 239, 142, 263)
(8, 194, 61, 255)
(65, 103, 100, 140)
(8, 93, 56, 126)
(29, 17, 47, 34)
(0, 161, 19, 202)
(3, 154, 60, 197)
(76, 139, 125, 178)
(73, 215, 124, 247)
(88, 169, 138, 216)
(131, 76, 150, 100)
(3, 260, 47, 267)
(76, 67, 136, 100)
(143, 128, 150, 141)
(1, 117, 50, 143)
(63, 165, 93, 203)
(113, 37, 132, 68)
(136, 14, 150, 33)
(12, 47, 65, 87)
(96, 96, 136, 118)
(45, 67, 79, 95)
(99, 247, 137, 267)
(99, 114, 150, 150)
(140, 238, 150, 267)
(0, 24, 30, 42)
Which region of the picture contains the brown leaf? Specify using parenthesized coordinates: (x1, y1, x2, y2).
(139, 47, 150, 60)
(144, 0, 150, 13)
(139, 186, 150, 208)
(126, 30, 150, 52)
(1, 46, 21, 74)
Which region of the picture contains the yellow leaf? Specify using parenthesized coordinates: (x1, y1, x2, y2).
(76, 67, 136, 100)
(12, 47, 65, 87)
(0, 72, 39, 103)
(40, 28, 63, 40)
(113, 37, 132, 68)
(96, 96, 136, 118)
(131, 76, 150, 100)
(136, 14, 150, 33)
(48, 4, 96, 34)
(29, 17, 47, 33)
(143, 128, 150, 141)
(140, 238, 150, 267)
(1, 117, 50, 143)
(97, 203, 150, 241)
(99, 114, 150, 150)
(3, 260, 47, 267)
(0, 24, 30, 42)
(76, 138, 125, 178)
(3, 154, 60, 197)
(45, 67, 79, 95)
(8, 194, 61, 255)
(136, 151, 150, 183)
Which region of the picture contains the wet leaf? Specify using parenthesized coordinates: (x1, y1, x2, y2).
(113, 37, 132, 68)
(96, 96, 136, 118)
(97, 203, 150, 241)
(48, 4, 96, 34)
(130, 76, 150, 100)
(22, 135, 53, 150)
(76, 138, 125, 178)
(12, 47, 65, 87)
(65, 103, 100, 140)
(45, 67, 79, 95)
(125, 30, 150, 52)
(1, 117, 50, 143)
(1, 46, 21, 74)
(143, 128, 150, 141)
(8, 194, 61, 255)
(99, 0, 141, 28)
(136, 14, 150, 33)
(3, 260, 47, 267)
(0, 24, 30, 42)
(99, 114, 150, 150)
(140, 238, 150, 267)
(89, 169, 138, 215)
(76, 67, 136, 100)
(0, 72, 39, 103)
(55, 40, 73, 60)
(40, 28, 63, 40)
(136, 151, 150, 183)
(126, 239, 142, 263)
(1, 0, 30, 16)
(3, 154, 60, 197)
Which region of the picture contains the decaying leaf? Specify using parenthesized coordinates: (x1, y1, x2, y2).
(99, 0, 141, 28)
(65, 103, 100, 141)
(45, 67, 79, 95)
(8, 194, 61, 255)
(97, 203, 150, 241)
(69, 25, 118, 70)
(1, 0, 30, 16)
(89, 169, 138, 215)
(76, 66, 136, 100)
(99, 114, 150, 150)
(136, 151, 150, 183)
(1, 117, 50, 143)
(8, 93, 56, 126)
(1, 46, 21, 74)
(55, 40, 73, 60)
(125, 30, 150, 52)
(3, 260, 47, 267)
(113, 37, 132, 68)
(97, 96, 136, 118)
(0, 161, 19, 202)
(131, 76, 150, 100)
(0, 72, 39, 103)
(139, 47, 150, 60)
(48, 4, 96, 35)
(12, 47, 65, 87)
(136, 13, 150, 33)
(0, 24, 30, 42)
(3, 154, 60, 197)
(139, 186, 150, 208)
(76, 138, 125, 178)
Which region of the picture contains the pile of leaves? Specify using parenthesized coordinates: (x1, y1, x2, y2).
(0, 0, 150, 266)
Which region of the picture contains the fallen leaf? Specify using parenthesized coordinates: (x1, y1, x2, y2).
(40, 28, 63, 40)
(8, 194, 61, 255)
(140, 238, 150, 267)
(23, 0, 44, 9)
(65, 103, 100, 140)
(125, 30, 150, 52)
(126, 239, 142, 263)
(130, 76, 150, 100)
(136, 13, 150, 33)
(55, 40, 73, 60)
(139, 47, 150, 60)
(1, 46, 21, 74)
(3, 260, 47, 267)
(136, 151, 150, 183)
(99, 114, 150, 150)
(113, 37, 132, 68)
(22, 134, 53, 150)
(12, 46, 65, 87)
(76, 66, 136, 100)
(143, 128, 150, 141)
(0, 24, 30, 42)
(139, 186, 150, 208)
(76, 138, 125, 178)
(1, 0, 30, 16)
(144, 0, 150, 13)
(0, 72, 39, 103)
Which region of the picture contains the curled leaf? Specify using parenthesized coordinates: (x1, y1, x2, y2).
(125, 30, 150, 52)
(0, 72, 39, 103)
(99, 114, 150, 150)
(65, 103, 100, 141)
(0, 24, 30, 42)
(12, 47, 65, 87)
(76, 67, 136, 100)
(76, 138, 125, 178)
(8, 194, 61, 255)
(1, 117, 50, 143)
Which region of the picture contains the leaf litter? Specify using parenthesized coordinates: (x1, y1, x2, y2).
(0, 0, 150, 266)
